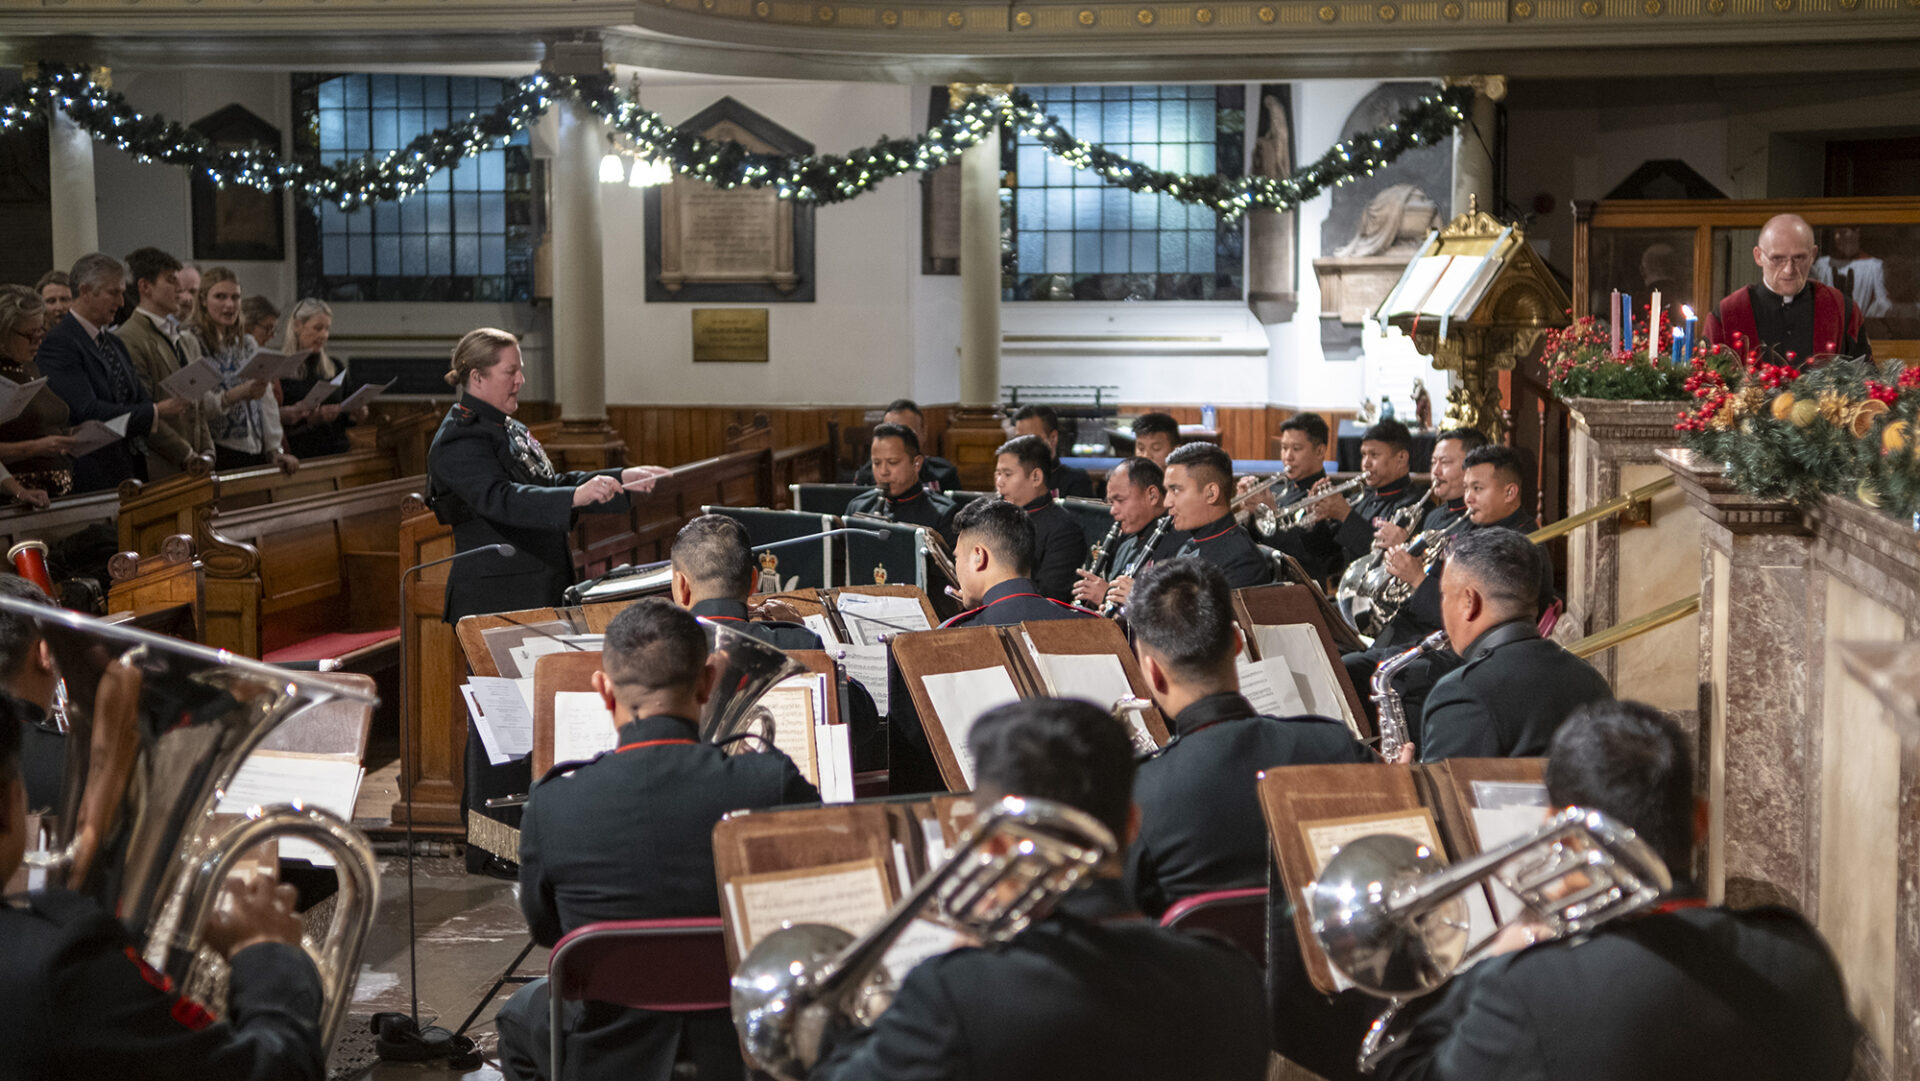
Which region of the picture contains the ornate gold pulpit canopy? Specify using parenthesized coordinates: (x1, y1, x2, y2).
(1376, 200, 1569, 439)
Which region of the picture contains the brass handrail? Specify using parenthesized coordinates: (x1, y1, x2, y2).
(1529, 475, 1676, 544)
(1570, 593, 1701, 659)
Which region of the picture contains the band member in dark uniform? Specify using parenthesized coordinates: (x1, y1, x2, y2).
(425, 327, 669, 871)
(1236, 411, 1330, 518)
(1125, 559, 1370, 918)
(993, 434, 1087, 603)
(1370, 427, 1484, 552)
(669, 514, 822, 650)
(0, 574, 63, 814)
(1073, 457, 1181, 611)
(845, 423, 957, 534)
(1113, 442, 1273, 605)
(812, 697, 1269, 1081)
(853, 399, 960, 493)
(1374, 700, 1855, 1081)
(1268, 419, 1427, 580)
(1011, 404, 1095, 498)
(497, 600, 818, 1081)
(1130, 411, 1181, 469)
(940, 498, 1093, 629)
(1415, 528, 1611, 763)
(0, 712, 327, 1081)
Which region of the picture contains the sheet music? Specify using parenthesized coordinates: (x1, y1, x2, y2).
(479, 620, 576, 679)
(462, 676, 534, 765)
(880, 918, 967, 979)
(1251, 623, 1356, 727)
(920, 666, 1022, 788)
(216, 752, 364, 866)
(236, 348, 315, 383)
(553, 690, 618, 764)
(158, 356, 222, 402)
(295, 372, 345, 410)
(802, 614, 842, 647)
(1030, 651, 1131, 707)
(730, 858, 894, 952)
(838, 642, 889, 714)
(1472, 805, 1552, 924)
(1235, 656, 1310, 718)
(509, 636, 581, 678)
(759, 680, 819, 786)
(835, 592, 931, 645)
(1301, 809, 1498, 961)
(817, 723, 854, 802)
(67, 413, 130, 458)
(338, 378, 395, 412)
(0, 375, 48, 426)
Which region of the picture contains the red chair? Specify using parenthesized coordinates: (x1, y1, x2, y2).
(1159, 888, 1269, 968)
(545, 918, 732, 1079)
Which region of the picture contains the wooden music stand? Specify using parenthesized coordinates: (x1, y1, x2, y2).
(1017, 619, 1172, 746)
(711, 802, 905, 969)
(1418, 758, 1548, 866)
(890, 627, 1031, 792)
(455, 606, 589, 679)
(1232, 583, 1372, 738)
(531, 651, 606, 778)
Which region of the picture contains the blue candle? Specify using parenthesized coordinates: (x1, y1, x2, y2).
(1681, 305, 1697, 364)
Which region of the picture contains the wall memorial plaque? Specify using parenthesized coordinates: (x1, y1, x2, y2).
(691, 308, 771, 363)
(645, 97, 816, 303)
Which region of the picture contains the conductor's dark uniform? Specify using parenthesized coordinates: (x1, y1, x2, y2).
(812, 879, 1269, 1081)
(1127, 692, 1371, 918)
(1175, 513, 1274, 589)
(1418, 620, 1611, 762)
(0, 889, 325, 1081)
(845, 482, 957, 536)
(1374, 902, 1856, 1081)
(1019, 494, 1089, 603)
(498, 712, 819, 1081)
(426, 395, 632, 621)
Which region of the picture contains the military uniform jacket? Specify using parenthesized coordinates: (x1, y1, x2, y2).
(1421, 498, 1468, 533)
(940, 577, 1096, 628)
(1106, 516, 1184, 582)
(1373, 503, 1540, 654)
(1273, 477, 1426, 581)
(1375, 903, 1855, 1081)
(1418, 620, 1612, 762)
(426, 395, 630, 621)
(845, 482, 957, 535)
(17, 695, 65, 814)
(1128, 693, 1371, 917)
(1047, 460, 1095, 499)
(856, 456, 961, 494)
(1274, 469, 1327, 507)
(689, 598, 823, 650)
(1021, 494, 1090, 603)
(813, 879, 1269, 1081)
(0, 889, 324, 1081)
(1176, 512, 1274, 589)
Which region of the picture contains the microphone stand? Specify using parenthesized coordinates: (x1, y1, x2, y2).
(375, 543, 514, 1066)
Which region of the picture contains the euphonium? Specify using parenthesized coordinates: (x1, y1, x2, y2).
(699, 617, 807, 748)
(5, 594, 380, 1048)
(732, 795, 1117, 1081)
(1371, 630, 1446, 762)
(1310, 805, 1671, 1072)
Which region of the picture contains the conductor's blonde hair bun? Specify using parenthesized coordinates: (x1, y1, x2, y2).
(446, 327, 518, 389)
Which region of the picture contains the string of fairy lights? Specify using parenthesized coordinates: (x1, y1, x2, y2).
(0, 63, 1473, 220)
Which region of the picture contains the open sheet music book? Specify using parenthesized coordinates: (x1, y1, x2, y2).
(216, 751, 364, 866)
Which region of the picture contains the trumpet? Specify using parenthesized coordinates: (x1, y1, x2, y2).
(1310, 805, 1670, 1072)
(1252, 476, 1367, 536)
(733, 795, 1117, 1081)
(1371, 630, 1446, 762)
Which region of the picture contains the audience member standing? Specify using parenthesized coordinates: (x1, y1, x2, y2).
(0, 288, 72, 503)
(36, 253, 185, 493)
(183, 268, 291, 474)
(113, 248, 211, 477)
(32, 273, 70, 322)
(240, 296, 278, 348)
(276, 299, 363, 459)
(173, 264, 201, 324)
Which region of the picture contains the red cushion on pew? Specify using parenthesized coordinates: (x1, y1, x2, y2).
(264, 628, 400, 664)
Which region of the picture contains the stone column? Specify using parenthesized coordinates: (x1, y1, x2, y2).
(48, 109, 100, 271)
(1447, 76, 1502, 220)
(944, 84, 1013, 490)
(541, 95, 626, 470)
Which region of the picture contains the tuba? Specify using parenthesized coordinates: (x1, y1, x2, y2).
(6, 594, 380, 1049)
(1311, 805, 1671, 1072)
(699, 617, 807, 749)
(732, 795, 1117, 1081)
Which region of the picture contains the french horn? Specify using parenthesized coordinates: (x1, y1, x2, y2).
(5, 594, 380, 1048)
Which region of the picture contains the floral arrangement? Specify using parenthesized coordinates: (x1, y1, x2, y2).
(1540, 313, 1693, 402)
(1676, 344, 1920, 522)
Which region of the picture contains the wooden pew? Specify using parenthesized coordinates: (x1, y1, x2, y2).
(0, 489, 119, 553)
(213, 448, 400, 512)
(196, 475, 415, 666)
(106, 533, 205, 642)
(772, 436, 837, 509)
(394, 446, 779, 833)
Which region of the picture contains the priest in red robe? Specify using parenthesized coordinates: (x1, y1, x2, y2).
(1704, 213, 1870, 366)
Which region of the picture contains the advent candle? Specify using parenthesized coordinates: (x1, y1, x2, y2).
(1648, 290, 1662, 361)
(1622, 294, 1633, 357)
(1681, 304, 1696, 364)
(1610, 289, 1622, 354)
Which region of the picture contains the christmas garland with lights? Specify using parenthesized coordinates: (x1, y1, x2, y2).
(1676, 346, 1920, 524)
(1, 63, 1471, 218)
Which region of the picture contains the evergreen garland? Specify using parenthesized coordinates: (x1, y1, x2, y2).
(0, 64, 1471, 218)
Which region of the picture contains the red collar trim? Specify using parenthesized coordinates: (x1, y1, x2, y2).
(987, 592, 1044, 604)
(704, 614, 747, 622)
(615, 738, 697, 753)
(888, 488, 923, 503)
(1191, 524, 1237, 543)
(940, 606, 984, 627)
(1652, 897, 1709, 915)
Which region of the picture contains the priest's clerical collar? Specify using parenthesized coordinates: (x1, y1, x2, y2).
(1762, 282, 1811, 307)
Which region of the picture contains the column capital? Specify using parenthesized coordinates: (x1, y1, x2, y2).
(1443, 74, 1507, 101)
(948, 83, 1013, 110)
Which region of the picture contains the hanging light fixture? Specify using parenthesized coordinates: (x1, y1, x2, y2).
(629, 155, 673, 188)
(598, 150, 627, 185)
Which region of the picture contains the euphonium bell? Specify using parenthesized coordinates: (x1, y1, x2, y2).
(5, 594, 381, 1048)
(698, 617, 807, 747)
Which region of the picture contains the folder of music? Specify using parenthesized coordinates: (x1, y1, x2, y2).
(891, 620, 1173, 792)
(711, 802, 910, 970)
(1232, 583, 1372, 740)
(1256, 758, 1547, 994)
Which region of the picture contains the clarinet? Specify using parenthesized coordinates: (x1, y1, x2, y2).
(1083, 521, 1123, 579)
(1100, 514, 1173, 618)
(1372, 630, 1448, 762)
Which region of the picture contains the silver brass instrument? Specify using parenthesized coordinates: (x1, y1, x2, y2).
(1337, 489, 1439, 633)
(1367, 518, 1470, 629)
(1099, 514, 1172, 618)
(5, 595, 380, 1048)
(1371, 630, 1447, 762)
(1082, 520, 1123, 579)
(732, 795, 1117, 1081)
(1231, 472, 1297, 529)
(1310, 805, 1671, 1072)
(1254, 476, 1366, 536)
(563, 527, 889, 606)
(1110, 694, 1161, 756)
(700, 617, 807, 749)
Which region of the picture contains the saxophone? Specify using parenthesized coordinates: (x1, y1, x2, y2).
(1100, 514, 1173, 618)
(1371, 630, 1448, 762)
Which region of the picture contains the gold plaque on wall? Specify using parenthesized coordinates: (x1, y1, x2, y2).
(692, 308, 771, 363)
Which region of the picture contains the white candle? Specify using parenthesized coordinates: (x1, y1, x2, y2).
(1648, 290, 1661, 359)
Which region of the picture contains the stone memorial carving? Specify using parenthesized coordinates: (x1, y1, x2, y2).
(1246, 85, 1297, 325)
